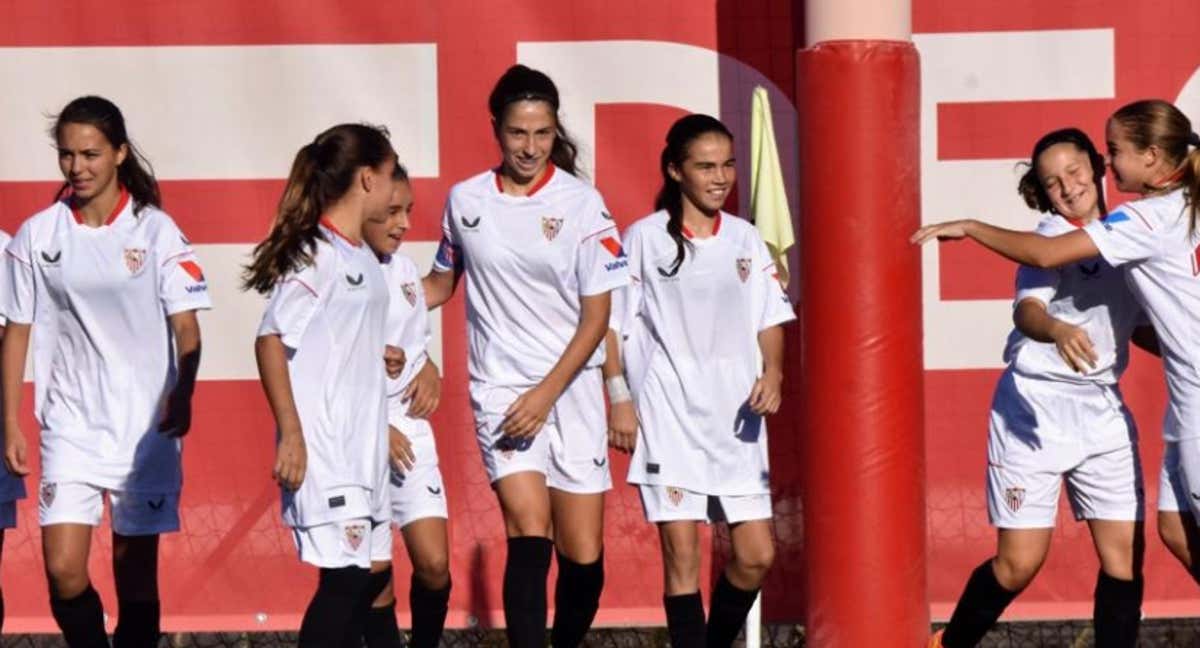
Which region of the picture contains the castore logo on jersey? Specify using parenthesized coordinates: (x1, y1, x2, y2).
(40, 250, 62, 265)
(461, 214, 481, 229)
(345, 273, 364, 287)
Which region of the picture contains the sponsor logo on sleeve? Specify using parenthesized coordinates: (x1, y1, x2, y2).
(1101, 210, 1131, 231)
(434, 238, 459, 269)
(179, 259, 209, 293)
(599, 236, 628, 272)
(124, 248, 147, 274)
(541, 216, 564, 241)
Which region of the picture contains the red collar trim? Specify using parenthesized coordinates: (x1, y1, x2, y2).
(320, 217, 362, 247)
(681, 213, 722, 239)
(1063, 216, 1086, 229)
(494, 164, 556, 197)
(72, 187, 130, 226)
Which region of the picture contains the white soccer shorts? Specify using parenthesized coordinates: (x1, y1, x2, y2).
(471, 368, 612, 494)
(986, 371, 1142, 528)
(38, 481, 180, 535)
(292, 517, 393, 569)
(1155, 438, 1200, 515)
(638, 484, 772, 524)
(388, 414, 449, 528)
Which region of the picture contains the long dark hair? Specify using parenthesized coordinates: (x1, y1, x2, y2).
(52, 96, 160, 214)
(654, 114, 734, 273)
(1110, 99, 1200, 233)
(488, 64, 580, 176)
(242, 124, 395, 294)
(1017, 127, 1107, 216)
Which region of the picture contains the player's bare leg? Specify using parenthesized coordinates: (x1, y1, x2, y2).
(549, 489, 605, 647)
(44, 523, 107, 647)
(707, 520, 774, 648)
(399, 517, 451, 648)
(658, 520, 704, 647)
(495, 471, 552, 647)
(112, 532, 160, 647)
(1157, 511, 1200, 582)
(1087, 519, 1144, 646)
(0, 529, 6, 634)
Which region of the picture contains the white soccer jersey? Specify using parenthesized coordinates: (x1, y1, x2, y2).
(0, 228, 26, 503)
(615, 211, 796, 495)
(432, 166, 630, 388)
(1003, 214, 1144, 385)
(380, 251, 433, 441)
(1083, 188, 1200, 441)
(257, 221, 390, 527)
(2, 193, 211, 493)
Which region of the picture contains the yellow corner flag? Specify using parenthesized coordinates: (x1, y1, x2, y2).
(750, 85, 796, 287)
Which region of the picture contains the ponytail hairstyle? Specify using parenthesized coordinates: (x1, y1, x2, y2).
(1017, 127, 1107, 216)
(1109, 99, 1200, 233)
(242, 123, 395, 294)
(654, 114, 734, 274)
(52, 95, 160, 214)
(488, 64, 580, 176)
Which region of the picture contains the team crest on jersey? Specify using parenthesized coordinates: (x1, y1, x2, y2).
(40, 482, 56, 507)
(541, 217, 564, 241)
(124, 248, 147, 274)
(402, 282, 418, 307)
(666, 487, 684, 507)
(1004, 487, 1026, 513)
(736, 258, 752, 283)
(343, 523, 367, 551)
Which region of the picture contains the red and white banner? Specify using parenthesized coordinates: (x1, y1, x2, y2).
(0, 0, 1197, 633)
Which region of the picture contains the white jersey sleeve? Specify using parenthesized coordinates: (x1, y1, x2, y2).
(1014, 217, 1063, 306)
(155, 218, 212, 315)
(1083, 204, 1163, 266)
(0, 231, 11, 327)
(577, 196, 629, 297)
(608, 223, 644, 335)
(2, 222, 35, 326)
(257, 255, 333, 350)
(432, 199, 462, 274)
(752, 234, 796, 330)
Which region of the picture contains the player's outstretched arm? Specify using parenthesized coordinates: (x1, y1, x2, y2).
(160, 310, 202, 437)
(503, 291, 611, 438)
(422, 268, 460, 309)
(911, 219, 1099, 269)
(1013, 299, 1097, 373)
(1, 322, 31, 476)
(748, 325, 784, 416)
(255, 334, 307, 490)
(602, 328, 636, 453)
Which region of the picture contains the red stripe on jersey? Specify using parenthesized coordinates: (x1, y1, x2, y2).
(319, 217, 362, 247)
(283, 277, 318, 298)
(681, 213, 721, 239)
(72, 187, 129, 226)
(5, 249, 30, 267)
(1063, 216, 1085, 229)
(493, 164, 557, 198)
(1126, 204, 1154, 230)
(599, 236, 624, 257)
(179, 260, 205, 281)
(581, 224, 617, 242)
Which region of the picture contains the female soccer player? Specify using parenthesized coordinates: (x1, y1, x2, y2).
(1, 95, 209, 647)
(928, 128, 1152, 648)
(358, 164, 451, 648)
(246, 123, 397, 647)
(605, 114, 795, 648)
(423, 64, 628, 647)
(914, 98, 1200, 599)
(0, 226, 27, 635)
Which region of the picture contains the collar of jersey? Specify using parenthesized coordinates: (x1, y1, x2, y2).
(681, 212, 723, 240)
(319, 217, 363, 248)
(71, 186, 130, 227)
(493, 164, 555, 198)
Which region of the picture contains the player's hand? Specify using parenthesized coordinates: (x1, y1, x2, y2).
(273, 431, 307, 491)
(748, 369, 783, 415)
(403, 360, 442, 419)
(607, 400, 638, 453)
(910, 220, 974, 245)
(384, 345, 406, 379)
(502, 383, 556, 438)
(389, 425, 416, 473)
(1050, 321, 1098, 374)
(3, 425, 30, 476)
(158, 391, 193, 438)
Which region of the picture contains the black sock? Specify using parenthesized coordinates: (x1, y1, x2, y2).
(705, 572, 759, 648)
(663, 592, 705, 648)
(346, 567, 394, 648)
(365, 600, 403, 648)
(1094, 571, 1142, 648)
(298, 566, 371, 648)
(551, 550, 604, 648)
(50, 584, 109, 648)
(942, 559, 1022, 648)
(410, 573, 451, 648)
(502, 536, 553, 648)
(113, 599, 160, 648)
